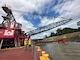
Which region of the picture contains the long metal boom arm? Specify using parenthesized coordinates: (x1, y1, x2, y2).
(26, 19, 72, 36)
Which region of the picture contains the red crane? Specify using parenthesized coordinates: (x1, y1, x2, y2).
(0, 5, 26, 49)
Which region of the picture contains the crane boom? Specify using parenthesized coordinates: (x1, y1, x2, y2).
(2, 5, 16, 22)
(26, 19, 72, 36)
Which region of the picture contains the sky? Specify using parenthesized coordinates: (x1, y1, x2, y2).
(0, 0, 80, 39)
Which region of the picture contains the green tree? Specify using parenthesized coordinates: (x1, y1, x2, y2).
(50, 32, 56, 37)
(78, 27, 80, 31)
(56, 28, 62, 35)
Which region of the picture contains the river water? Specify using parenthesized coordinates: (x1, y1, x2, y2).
(38, 42, 80, 60)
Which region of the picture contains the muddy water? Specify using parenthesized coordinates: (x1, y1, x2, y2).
(39, 42, 80, 60)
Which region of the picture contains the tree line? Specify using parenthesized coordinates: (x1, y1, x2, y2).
(45, 27, 80, 38)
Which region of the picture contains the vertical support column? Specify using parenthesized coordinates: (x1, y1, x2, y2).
(14, 41, 17, 47)
(17, 36, 21, 47)
(33, 42, 37, 60)
(0, 39, 3, 49)
(14, 37, 18, 47)
(18, 40, 21, 46)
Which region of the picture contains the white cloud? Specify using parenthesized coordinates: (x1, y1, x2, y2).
(0, 16, 3, 24)
(0, 0, 52, 13)
(15, 16, 36, 32)
(39, 16, 65, 27)
(53, 0, 80, 18)
(0, 0, 53, 33)
(43, 32, 49, 36)
(39, 17, 55, 26)
(39, 0, 80, 31)
(60, 19, 80, 28)
(50, 0, 80, 31)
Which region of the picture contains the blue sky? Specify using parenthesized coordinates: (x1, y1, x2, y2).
(22, 0, 61, 28)
(0, 0, 80, 39)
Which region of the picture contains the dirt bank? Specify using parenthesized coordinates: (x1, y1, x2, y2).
(43, 32, 80, 42)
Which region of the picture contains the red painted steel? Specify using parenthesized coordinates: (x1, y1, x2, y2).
(0, 5, 26, 46)
(0, 46, 42, 60)
(0, 47, 34, 60)
(0, 29, 15, 39)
